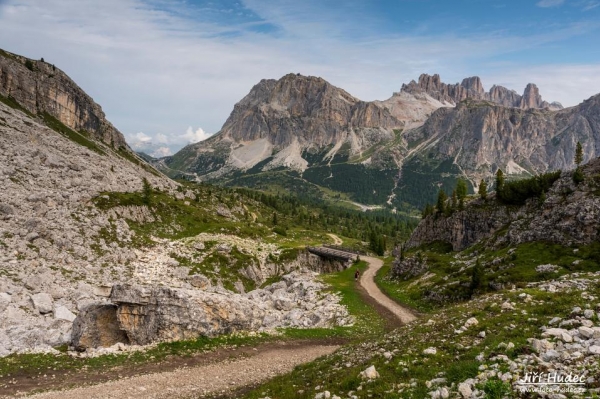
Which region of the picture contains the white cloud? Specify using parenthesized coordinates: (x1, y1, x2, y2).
(536, 0, 565, 7)
(182, 127, 211, 144)
(151, 147, 173, 158)
(125, 126, 212, 157)
(134, 131, 152, 142)
(155, 133, 169, 144)
(583, 1, 600, 10)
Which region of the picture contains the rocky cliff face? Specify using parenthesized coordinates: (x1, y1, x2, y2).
(406, 157, 600, 251)
(400, 73, 563, 110)
(0, 49, 128, 149)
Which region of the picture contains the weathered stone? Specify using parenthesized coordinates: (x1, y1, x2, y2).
(54, 305, 76, 322)
(359, 365, 379, 379)
(71, 304, 129, 351)
(30, 292, 53, 314)
(423, 347, 437, 355)
(188, 274, 211, 289)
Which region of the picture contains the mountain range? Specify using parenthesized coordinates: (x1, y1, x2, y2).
(156, 72, 598, 212)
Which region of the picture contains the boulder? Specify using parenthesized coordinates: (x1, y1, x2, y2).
(110, 284, 264, 345)
(423, 347, 437, 355)
(54, 305, 76, 322)
(71, 303, 129, 351)
(30, 292, 53, 314)
(188, 274, 211, 289)
(0, 292, 11, 312)
(359, 365, 379, 379)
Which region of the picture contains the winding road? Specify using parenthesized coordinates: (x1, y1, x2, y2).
(359, 256, 417, 324)
(17, 250, 415, 399)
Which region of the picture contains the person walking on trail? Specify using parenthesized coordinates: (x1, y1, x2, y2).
(354, 269, 360, 281)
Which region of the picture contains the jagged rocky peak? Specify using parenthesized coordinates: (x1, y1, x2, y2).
(460, 76, 484, 95)
(0, 49, 128, 149)
(220, 73, 402, 147)
(400, 73, 563, 110)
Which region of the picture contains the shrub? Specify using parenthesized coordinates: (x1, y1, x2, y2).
(573, 167, 584, 184)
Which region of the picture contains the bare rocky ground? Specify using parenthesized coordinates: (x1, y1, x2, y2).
(0, 102, 351, 357)
(0, 102, 177, 356)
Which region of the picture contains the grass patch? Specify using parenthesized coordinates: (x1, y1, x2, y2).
(319, 261, 386, 338)
(41, 112, 106, 155)
(0, 93, 35, 118)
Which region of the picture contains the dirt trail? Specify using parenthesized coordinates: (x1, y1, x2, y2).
(327, 233, 343, 245)
(359, 256, 417, 324)
(20, 343, 338, 399)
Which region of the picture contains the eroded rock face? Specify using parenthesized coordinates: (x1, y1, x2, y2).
(111, 285, 264, 345)
(221, 74, 402, 148)
(71, 304, 129, 351)
(0, 50, 127, 149)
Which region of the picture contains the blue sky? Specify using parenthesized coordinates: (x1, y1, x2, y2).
(0, 0, 599, 156)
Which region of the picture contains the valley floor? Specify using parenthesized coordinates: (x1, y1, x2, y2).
(4, 256, 413, 399)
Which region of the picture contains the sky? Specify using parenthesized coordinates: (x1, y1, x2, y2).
(1, 0, 599, 157)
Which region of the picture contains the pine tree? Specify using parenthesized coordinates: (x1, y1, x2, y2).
(272, 212, 278, 226)
(142, 178, 153, 205)
(495, 169, 505, 193)
(436, 189, 447, 214)
(456, 179, 468, 201)
(575, 141, 583, 167)
(469, 259, 483, 296)
(573, 142, 585, 183)
(478, 179, 488, 200)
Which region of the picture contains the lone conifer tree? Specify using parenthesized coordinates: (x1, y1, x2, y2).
(436, 189, 447, 214)
(573, 141, 584, 183)
(478, 179, 488, 200)
(142, 178, 152, 205)
(575, 141, 583, 167)
(495, 169, 504, 193)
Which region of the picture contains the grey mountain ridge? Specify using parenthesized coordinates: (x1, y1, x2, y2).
(162, 72, 598, 210)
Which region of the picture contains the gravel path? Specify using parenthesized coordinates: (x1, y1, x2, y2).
(24, 344, 338, 399)
(359, 256, 417, 324)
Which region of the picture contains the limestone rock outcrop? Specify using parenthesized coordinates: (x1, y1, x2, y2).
(0, 49, 128, 149)
(0, 66, 175, 356)
(72, 272, 352, 349)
